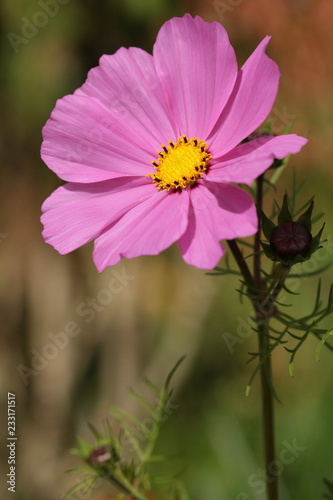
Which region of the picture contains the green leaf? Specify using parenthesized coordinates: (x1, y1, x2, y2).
(312, 280, 322, 315)
(87, 423, 104, 442)
(129, 387, 155, 414)
(165, 355, 186, 390)
(280, 280, 300, 296)
(315, 328, 333, 361)
(289, 358, 295, 377)
(72, 437, 93, 460)
(266, 159, 288, 192)
(206, 268, 242, 277)
(64, 473, 99, 500)
(143, 376, 160, 396)
(288, 261, 332, 278)
(311, 211, 325, 224)
(110, 406, 143, 429)
(290, 169, 306, 217)
(234, 238, 254, 248)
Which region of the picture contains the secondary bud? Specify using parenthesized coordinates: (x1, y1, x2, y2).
(89, 446, 111, 466)
(270, 221, 312, 257)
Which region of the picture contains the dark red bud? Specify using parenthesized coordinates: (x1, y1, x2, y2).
(270, 221, 312, 257)
(89, 446, 111, 466)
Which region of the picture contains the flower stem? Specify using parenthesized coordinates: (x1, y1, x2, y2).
(254, 174, 278, 500)
(228, 237, 278, 500)
(228, 174, 279, 499)
(110, 470, 149, 500)
(257, 317, 278, 500)
(227, 239, 256, 292)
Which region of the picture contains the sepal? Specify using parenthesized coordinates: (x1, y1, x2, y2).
(296, 199, 313, 232)
(257, 207, 275, 240)
(278, 194, 292, 225)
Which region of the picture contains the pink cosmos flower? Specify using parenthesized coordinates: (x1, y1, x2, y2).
(41, 14, 307, 271)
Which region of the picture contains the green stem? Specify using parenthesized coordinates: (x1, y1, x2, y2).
(228, 174, 280, 499)
(110, 470, 149, 500)
(229, 236, 278, 500)
(254, 174, 278, 500)
(256, 316, 278, 500)
(227, 239, 256, 292)
(254, 175, 264, 286)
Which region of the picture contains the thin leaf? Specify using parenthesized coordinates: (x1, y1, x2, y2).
(88, 423, 104, 442)
(234, 238, 254, 248)
(143, 376, 160, 396)
(129, 388, 154, 414)
(110, 406, 143, 428)
(288, 261, 332, 278)
(280, 280, 300, 295)
(64, 474, 99, 500)
(315, 328, 333, 361)
(296, 199, 314, 231)
(165, 355, 186, 390)
(206, 268, 242, 277)
(293, 197, 314, 218)
(312, 279, 322, 315)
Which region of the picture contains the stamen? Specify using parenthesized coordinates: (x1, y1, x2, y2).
(147, 136, 212, 191)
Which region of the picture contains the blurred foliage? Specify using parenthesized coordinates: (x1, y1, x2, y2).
(67, 356, 186, 500)
(1, 1, 333, 500)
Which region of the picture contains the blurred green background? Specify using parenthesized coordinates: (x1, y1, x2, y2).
(1, 0, 333, 499)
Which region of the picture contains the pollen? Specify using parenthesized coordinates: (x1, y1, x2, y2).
(147, 135, 212, 190)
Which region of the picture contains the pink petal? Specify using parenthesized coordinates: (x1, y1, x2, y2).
(76, 47, 176, 145)
(208, 37, 280, 156)
(178, 188, 225, 269)
(42, 95, 159, 183)
(93, 190, 190, 272)
(153, 14, 238, 139)
(41, 177, 153, 254)
(179, 183, 257, 269)
(208, 134, 308, 184)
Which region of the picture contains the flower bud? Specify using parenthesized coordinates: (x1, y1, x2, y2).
(89, 445, 111, 466)
(270, 221, 312, 257)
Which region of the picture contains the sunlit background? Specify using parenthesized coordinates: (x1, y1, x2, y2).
(1, 0, 333, 499)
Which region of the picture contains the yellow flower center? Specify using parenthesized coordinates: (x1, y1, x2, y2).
(147, 135, 212, 190)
